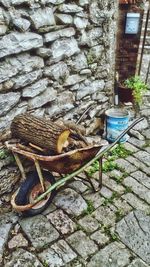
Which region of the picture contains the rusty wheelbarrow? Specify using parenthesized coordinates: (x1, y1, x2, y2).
(5, 117, 143, 216)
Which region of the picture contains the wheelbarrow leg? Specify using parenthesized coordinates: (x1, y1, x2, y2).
(34, 159, 45, 192)
(13, 152, 26, 180)
(99, 157, 103, 189)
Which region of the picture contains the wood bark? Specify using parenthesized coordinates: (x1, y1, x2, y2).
(11, 114, 70, 154)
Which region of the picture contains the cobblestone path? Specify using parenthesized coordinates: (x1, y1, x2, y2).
(0, 118, 150, 267)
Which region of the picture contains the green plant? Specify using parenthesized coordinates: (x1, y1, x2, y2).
(85, 200, 95, 214)
(123, 75, 148, 104)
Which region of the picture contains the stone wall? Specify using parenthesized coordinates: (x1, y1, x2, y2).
(0, 0, 118, 132)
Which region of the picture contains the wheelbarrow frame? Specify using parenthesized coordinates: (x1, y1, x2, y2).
(5, 117, 143, 213)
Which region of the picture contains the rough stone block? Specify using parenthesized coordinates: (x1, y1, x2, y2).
(30, 7, 55, 29)
(4, 249, 43, 267)
(116, 210, 150, 265)
(0, 92, 20, 116)
(28, 87, 57, 109)
(55, 14, 73, 24)
(22, 78, 48, 98)
(123, 176, 150, 204)
(0, 32, 43, 58)
(87, 242, 131, 267)
(46, 91, 74, 117)
(122, 193, 150, 212)
(19, 215, 59, 249)
(44, 27, 75, 43)
(47, 209, 76, 235)
(51, 37, 80, 61)
(44, 61, 69, 81)
(58, 4, 83, 13)
(78, 215, 99, 233)
(67, 230, 98, 259)
(12, 70, 43, 90)
(0, 53, 44, 83)
(54, 188, 87, 216)
(39, 240, 77, 267)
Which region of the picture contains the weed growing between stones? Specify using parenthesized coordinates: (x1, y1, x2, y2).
(102, 192, 119, 206)
(101, 224, 119, 242)
(86, 144, 132, 177)
(110, 172, 129, 184)
(115, 208, 124, 222)
(82, 200, 95, 215)
(124, 186, 133, 193)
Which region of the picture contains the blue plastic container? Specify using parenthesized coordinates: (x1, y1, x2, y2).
(105, 108, 129, 143)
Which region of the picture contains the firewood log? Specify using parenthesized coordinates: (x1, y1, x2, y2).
(11, 114, 70, 154)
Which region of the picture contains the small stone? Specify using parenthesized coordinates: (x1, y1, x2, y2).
(0, 213, 18, 263)
(71, 52, 88, 71)
(100, 186, 113, 198)
(113, 198, 132, 214)
(123, 142, 139, 152)
(131, 171, 150, 189)
(134, 151, 150, 167)
(80, 69, 91, 75)
(22, 78, 48, 98)
(67, 230, 98, 259)
(0, 32, 43, 58)
(78, 215, 99, 233)
(0, 92, 20, 116)
(54, 188, 87, 216)
(44, 27, 75, 43)
(84, 192, 104, 209)
(28, 87, 57, 109)
(58, 4, 83, 13)
(0, 167, 20, 195)
(69, 180, 88, 193)
(42, 0, 65, 4)
(126, 155, 150, 176)
(133, 118, 148, 131)
(44, 61, 69, 81)
(102, 174, 125, 195)
(91, 230, 109, 246)
(9, 9, 30, 31)
(116, 210, 150, 265)
(122, 193, 150, 212)
(142, 129, 150, 139)
(38, 240, 77, 267)
(79, 0, 89, 6)
(0, 53, 44, 84)
(36, 47, 52, 58)
(64, 74, 85, 86)
(19, 215, 59, 249)
(74, 17, 88, 29)
(130, 129, 145, 140)
(123, 176, 150, 204)
(128, 137, 146, 148)
(4, 248, 43, 267)
(12, 69, 43, 90)
(51, 38, 80, 61)
(30, 7, 55, 29)
(92, 206, 116, 226)
(87, 242, 131, 267)
(0, 101, 27, 131)
(8, 233, 28, 249)
(77, 80, 105, 100)
(47, 209, 76, 234)
(55, 13, 73, 24)
(46, 91, 74, 117)
(114, 158, 137, 173)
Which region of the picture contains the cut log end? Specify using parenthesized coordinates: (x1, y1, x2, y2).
(57, 130, 70, 153)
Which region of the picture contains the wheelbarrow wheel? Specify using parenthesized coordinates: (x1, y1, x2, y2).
(15, 170, 56, 216)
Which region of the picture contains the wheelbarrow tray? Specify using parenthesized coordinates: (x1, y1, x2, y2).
(8, 143, 104, 174)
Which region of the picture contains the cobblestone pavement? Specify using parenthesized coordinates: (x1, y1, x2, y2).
(0, 118, 150, 267)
